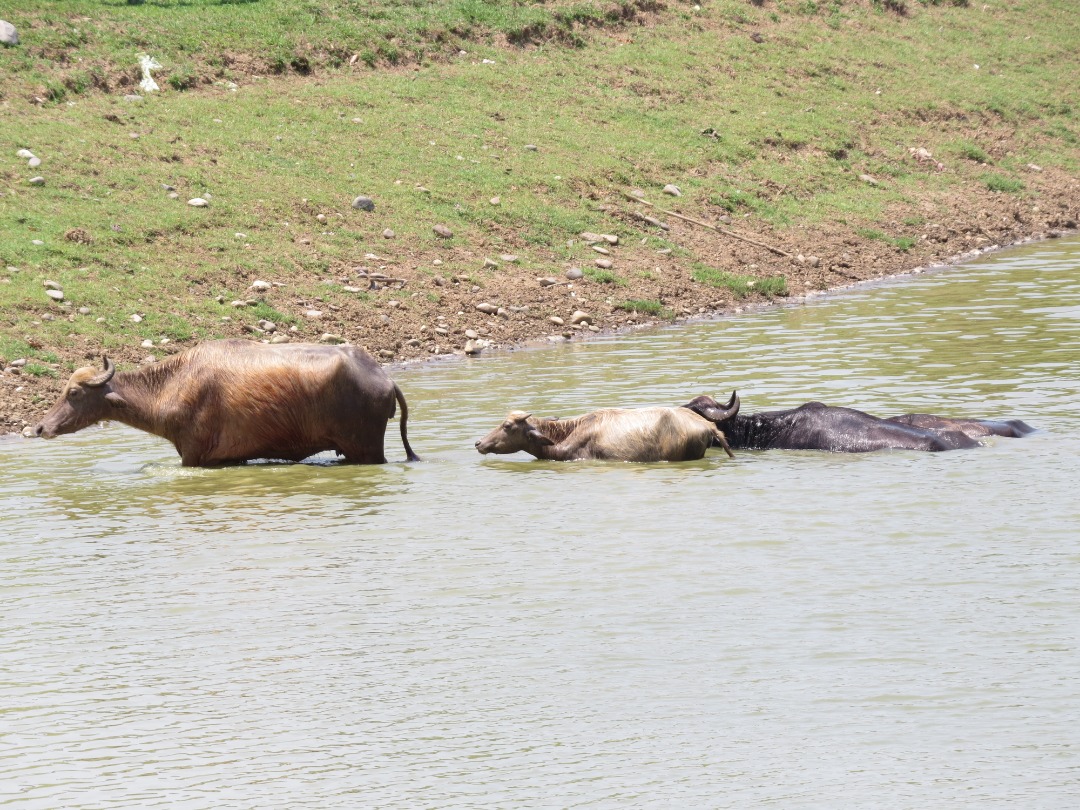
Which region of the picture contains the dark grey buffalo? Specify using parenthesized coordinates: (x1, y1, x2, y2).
(681, 391, 1034, 453)
(33, 339, 419, 466)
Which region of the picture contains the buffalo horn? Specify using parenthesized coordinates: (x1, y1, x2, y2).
(699, 390, 740, 422)
(85, 356, 116, 387)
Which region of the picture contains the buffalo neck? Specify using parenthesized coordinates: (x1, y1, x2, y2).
(105, 357, 186, 440)
(526, 417, 580, 460)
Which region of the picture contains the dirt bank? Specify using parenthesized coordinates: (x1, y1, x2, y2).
(3, 166, 1077, 437)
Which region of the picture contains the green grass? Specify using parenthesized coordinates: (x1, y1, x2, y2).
(691, 266, 789, 299)
(584, 268, 626, 286)
(956, 142, 992, 164)
(857, 229, 918, 251)
(983, 173, 1025, 193)
(0, 0, 1076, 360)
(615, 299, 672, 318)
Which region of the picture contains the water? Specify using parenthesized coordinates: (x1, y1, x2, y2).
(2, 238, 1079, 808)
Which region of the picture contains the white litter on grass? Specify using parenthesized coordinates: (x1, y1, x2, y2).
(139, 55, 162, 92)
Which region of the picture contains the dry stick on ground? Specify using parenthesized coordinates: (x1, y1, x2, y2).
(622, 192, 795, 259)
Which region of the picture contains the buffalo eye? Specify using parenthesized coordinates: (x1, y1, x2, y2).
(67, 387, 82, 399)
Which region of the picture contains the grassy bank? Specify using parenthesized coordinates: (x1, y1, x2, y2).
(1, 0, 1078, 424)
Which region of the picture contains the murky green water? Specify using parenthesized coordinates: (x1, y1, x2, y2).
(2, 238, 1079, 808)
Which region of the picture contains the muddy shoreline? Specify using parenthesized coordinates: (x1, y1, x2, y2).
(4, 213, 1075, 439)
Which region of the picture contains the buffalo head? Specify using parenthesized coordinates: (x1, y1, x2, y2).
(681, 391, 741, 424)
(475, 411, 554, 455)
(33, 356, 127, 439)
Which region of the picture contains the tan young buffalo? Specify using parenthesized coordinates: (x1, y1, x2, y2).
(474, 406, 735, 462)
(33, 339, 419, 466)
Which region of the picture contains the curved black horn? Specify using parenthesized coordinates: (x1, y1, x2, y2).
(703, 391, 740, 422)
(84, 356, 115, 387)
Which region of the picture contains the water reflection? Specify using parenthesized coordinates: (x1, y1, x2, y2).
(1, 238, 1079, 808)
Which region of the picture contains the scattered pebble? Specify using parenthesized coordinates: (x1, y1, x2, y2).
(663, 184, 682, 197)
(249, 280, 272, 292)
(500, 254, 519, 263)
(28, 177, 45, 186)
(859, 174, 879, 186)
(16, 149, 33, 159)
(0, 20, 19, 47)
(433, 224, 453, 239)
(595, 258, 613, 269)
(464, 340, 482, 356)
(27, 157, 41, 168)
(382, 228, 396, 239)
(188, 198, 209, 207)
(351, 195, 375, 212)
(592, 246, 611, 255)
(319, 333, 345, 344)
(483, 258, 499, 269)
(580, 232, 603, 244)
(524, 144, 538, 151)
(602, 234, 619, 245)
(538, 277, 559, 287)
(489, 197, 501, 206)
(130, 314, 143, 323)
(304, 310, 323, 319)
(566, 268, 584, 280)
(571, 310, 592, 325)
(476, 303, 499, 314)
(549, 316, 564, 326)
(45, 289, 64, 301)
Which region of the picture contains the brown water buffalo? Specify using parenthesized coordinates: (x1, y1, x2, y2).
(681, 391, 1035, 453)
(475, 407, 734, 462)
(33, 339, 419, 466)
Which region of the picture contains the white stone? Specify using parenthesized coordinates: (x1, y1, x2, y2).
(187, 198, 209, 207)
(46, 289, 64, 301)
(16, 149, 33, 159)
(27, 157, 41, 168)
(0, 20, 18, 47)
(249, 280, 272, 292)
(663, 184, 682, 197)
(130, 314, 143, 323)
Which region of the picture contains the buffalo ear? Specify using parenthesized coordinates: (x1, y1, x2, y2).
(105, 392, 128, 409)
(526, 427, 555, 447)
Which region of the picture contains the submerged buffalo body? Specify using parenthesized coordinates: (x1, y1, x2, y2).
(475, 406, 735, 462)
(34, 339, 419, 466)
(682, 391, 1034, 453)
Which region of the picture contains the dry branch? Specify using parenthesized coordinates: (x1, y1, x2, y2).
(622, 192, 794, 259)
